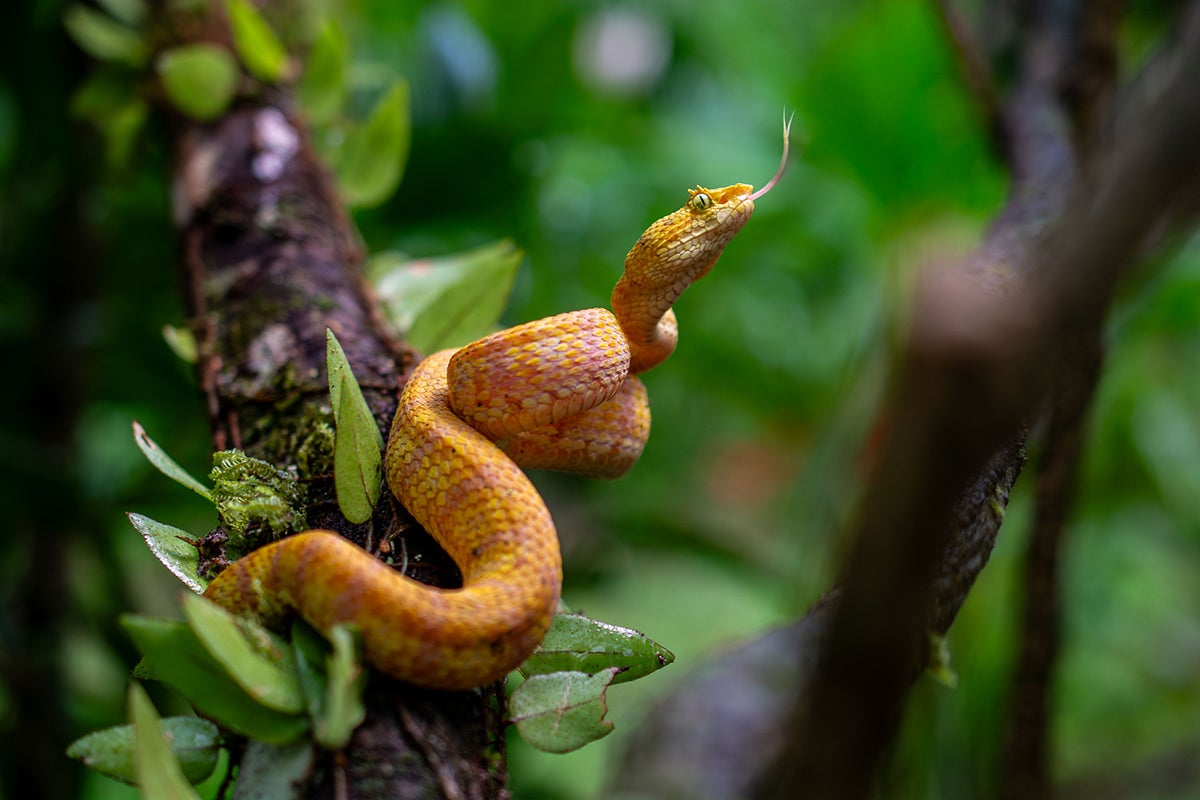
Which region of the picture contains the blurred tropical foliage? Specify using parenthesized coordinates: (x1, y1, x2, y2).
(2, 0, 1198, 797)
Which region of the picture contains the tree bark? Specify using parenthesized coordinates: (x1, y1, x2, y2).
(173, 100, 508, 798)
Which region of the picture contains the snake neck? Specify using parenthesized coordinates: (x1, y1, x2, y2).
(611, 187, 755, 374)
(611, 275, 679, 373)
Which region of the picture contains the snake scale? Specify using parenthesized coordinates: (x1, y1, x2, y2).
(203, 126, 789, 690)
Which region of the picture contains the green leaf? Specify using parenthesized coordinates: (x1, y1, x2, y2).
(69, 66, 138, 122)
(324, 329, 354, 430)
(291, 622, 366, 749)
(126, 513, 208, 594)
(101, 97, 149, 170)
(291, 621, 329, 720)
(370, 241, 523, 353)
(334, 81, 410, 209)
(510, 669, 620, 753)
(128, 684, 204, 800)
(234, 739, 315, 800)
(63, 5, 148, 66)
(297, 20, 345, 126)
(226, 0, 289, 83)
(326, 329, 384, 524)
(318, 626, 367, 748)
(132, 421, 213, 501)
(121, 615, 308, 743)
(66, 715, 220, 786)
(97, 0, 147, 26)
(926, 631, 958, 689)
(68, 67, 148, 169)
(162, 324, 199, 363)
(157, 44, 240, 122)
(333, 373, 383, 523)
(518, 612, 675, 685)
(181, 594, 305, 714)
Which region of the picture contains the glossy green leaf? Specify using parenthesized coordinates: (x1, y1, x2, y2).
(226, 0, 289, 83)
(290, 621, 329, 719)
(157, 44, 240, 122)
(66, 715, 220, 786)
(335, 81, 410, 209)
(126, 513, 208, 594)
(297, 20, 345, 126)
(510, 668, 620, 753)
(326, 329, 383, 523)
(333, 373, 383, 523)
(324, 329, 358, 431)
(518, 612, 675, 685)
(63, 5, 148, 66)
(181, 594, 304, 714)
(291, 622, 366, 749)
(370, 241, 523, 353)
(132, 421, 213, 501)
(128, 684, 204, 800)
(121, 615, 308, 743)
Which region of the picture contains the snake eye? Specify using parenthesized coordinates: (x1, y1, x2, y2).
(689, 192, 713, 211)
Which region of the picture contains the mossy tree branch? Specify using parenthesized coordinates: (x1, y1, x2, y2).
(172, 99, 506, 798)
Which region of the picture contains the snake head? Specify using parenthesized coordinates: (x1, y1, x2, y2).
(613, 118, 791, 373)
(621, 115, 791, 289)
(622, 182, 756, 290)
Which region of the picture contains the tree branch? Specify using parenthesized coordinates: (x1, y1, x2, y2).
(1000, 3, 1124, 792)
(933, 0, 1008, 159)
(172, 101, 506, 798)
(761, 2, 1200, 793)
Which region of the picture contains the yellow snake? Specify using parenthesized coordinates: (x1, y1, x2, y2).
(203, 127, 789, 690)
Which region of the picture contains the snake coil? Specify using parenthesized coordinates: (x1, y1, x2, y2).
(203, 126, 790, 689)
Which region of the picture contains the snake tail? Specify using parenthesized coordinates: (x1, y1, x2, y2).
(202, 528, 551, 689)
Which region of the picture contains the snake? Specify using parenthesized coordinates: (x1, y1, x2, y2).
(203, 124, 790, 690)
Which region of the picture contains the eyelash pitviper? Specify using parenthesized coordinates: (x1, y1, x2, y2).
(202, 126, 790, 690)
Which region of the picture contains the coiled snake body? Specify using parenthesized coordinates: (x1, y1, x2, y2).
(204, 137, 788, 690)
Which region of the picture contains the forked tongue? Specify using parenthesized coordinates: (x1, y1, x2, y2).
(749, 112, 794, 201)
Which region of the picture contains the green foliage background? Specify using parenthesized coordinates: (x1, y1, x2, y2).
(2, 0, 1198, 797)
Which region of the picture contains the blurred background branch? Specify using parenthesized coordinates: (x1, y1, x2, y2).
(620, 1, 1200, 798)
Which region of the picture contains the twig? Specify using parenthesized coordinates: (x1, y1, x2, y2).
(1002, 341, 1102, 800)
(1061, 0, 1125, 155)
(933, 0, 1008, 159)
